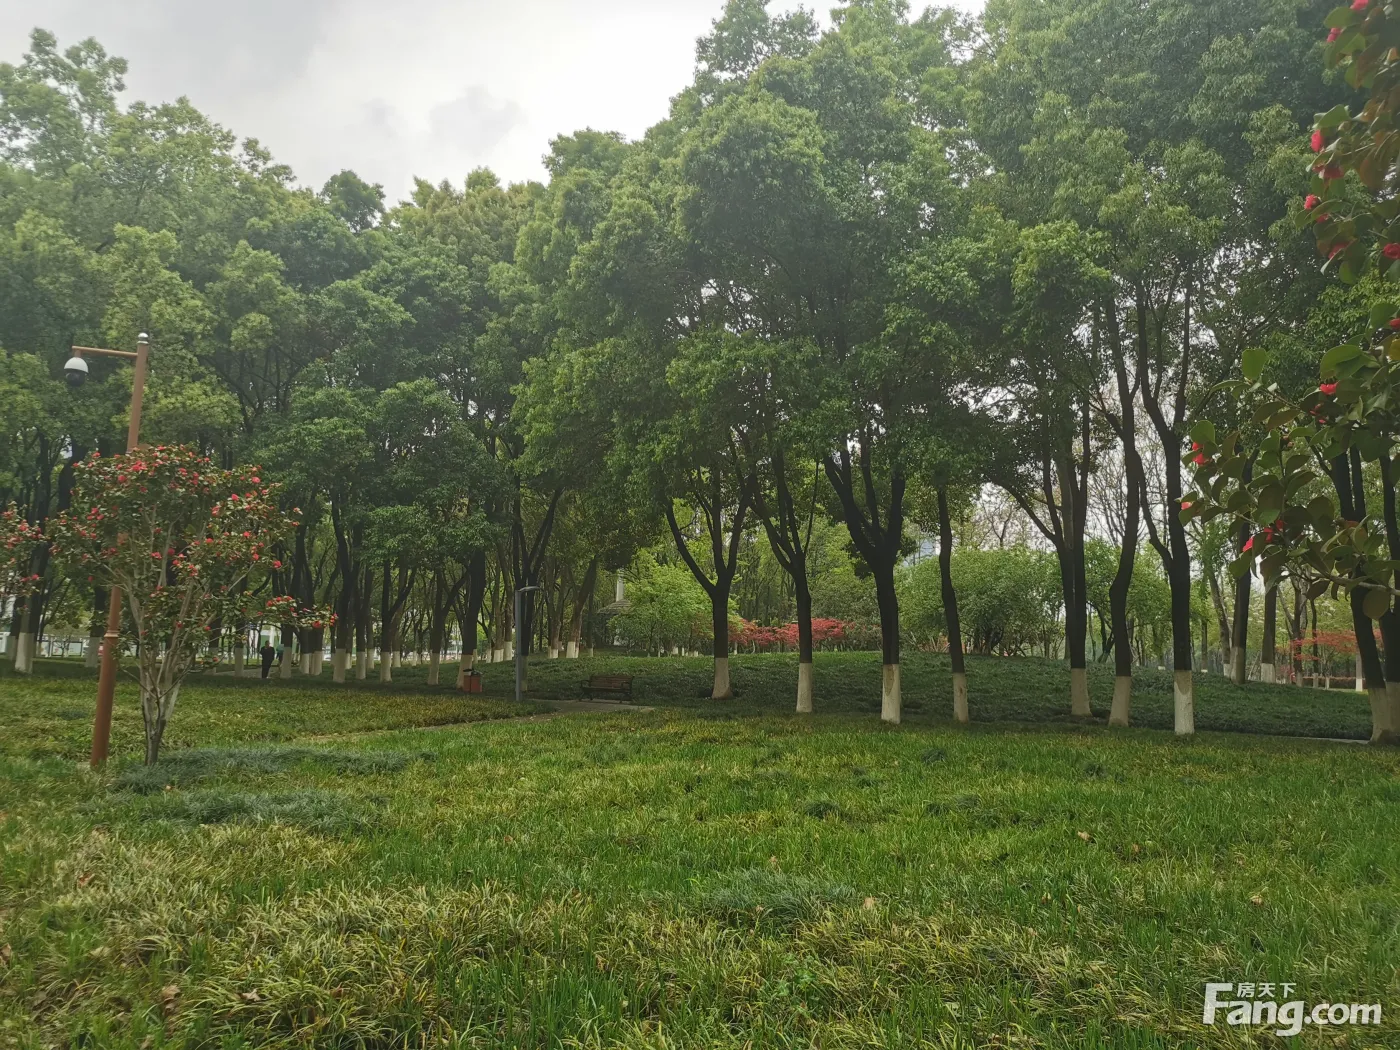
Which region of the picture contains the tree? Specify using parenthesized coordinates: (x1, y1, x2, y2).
(0, 502, 41, 617)
(48, 446, 307, 762)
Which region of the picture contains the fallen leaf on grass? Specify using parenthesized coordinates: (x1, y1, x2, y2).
(1076, 831, 1092, 843)
(1250, 894, 1264, 906)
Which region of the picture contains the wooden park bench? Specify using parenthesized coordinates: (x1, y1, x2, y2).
(581, 673, 634, 702)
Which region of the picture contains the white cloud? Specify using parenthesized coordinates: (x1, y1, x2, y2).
(0, 0, 983, 202)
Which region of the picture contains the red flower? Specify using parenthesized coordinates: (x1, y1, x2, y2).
(1304, 194, 1321, 210)
(1193, 453, 1208, 466)
(1390, 319, 1400, 330)
(1327, 26, 1342, 42)
(1311, 128, 1326, 152)
(1319, 382, 1338, 395)
(1190, 441, 1201, 451)
(1384, 243, 1400, 260)
(1180, 501, 1193, 510)
(1328, 242, 1350, 260)
(1242, 536, 1255, 553)
(1352, 0, 1368, 9)
(1323, 164, 1344, 179)
(273, 559, 283, 569)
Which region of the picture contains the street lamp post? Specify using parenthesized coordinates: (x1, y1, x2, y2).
(66, 334, 150, 769)
(514, 585, 541, 703)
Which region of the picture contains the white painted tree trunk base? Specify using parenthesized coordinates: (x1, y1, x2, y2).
(952, 671, 968, 724)
(565, 640, 579, 659)
(796, 661, 813, 714)
(13, 633, 34, 674)
(1173, 670, 1195, 735)
(504, 644, 514, 661)
(279, 651, 293, 679)
(355, 651, 367, 680)
(1260, 662, 1276, 684)
(427, 652, 440, 686)
(1109, 675, 1132, 727)
(311, 652, 323, 676)
(232, 645, 246, 678)
(548, 646, 559, 659)
(392, 651, 401, 669)
(332, 649, 348, 683)
(712, 656, 732, 700)
(1070, 667, 1090, 717)
(379, 650, 393, 683)
(1370, 685, 1399, 744)
(881, 664, 901, 724)
(86, 636, 101, 668)
(1356, 654, 1365, 692)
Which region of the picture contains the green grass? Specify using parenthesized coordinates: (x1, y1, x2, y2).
(1, 655, 1395, 1047)
(464, 650, 1374, 741)
(0, 661, 545, 762)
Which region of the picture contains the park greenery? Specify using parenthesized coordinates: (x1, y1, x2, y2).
(5, 0, 1400, 749)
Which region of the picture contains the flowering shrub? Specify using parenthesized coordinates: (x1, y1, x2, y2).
(1183, 4, 1400, 610)
(49, 445, 318, 763)
(733, 617, 857, 652)
(0, 504, 42, 609)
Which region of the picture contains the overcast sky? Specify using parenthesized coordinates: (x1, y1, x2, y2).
(2, 1, 981, 203)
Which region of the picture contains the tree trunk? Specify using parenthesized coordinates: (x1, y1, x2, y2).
(86, 586, 107, 668)
(1207, 569, 1232, 672)
(279, 625, 294, 679)
(824, 448, 904, 724)
(710, 585, 733, 700)
(937, 487, 967, 724)
(1261, 584, 1278, 684)
(1229, 518, 1251, 685)
(874, 566, 901, 723)
(141, 682, 179, 766)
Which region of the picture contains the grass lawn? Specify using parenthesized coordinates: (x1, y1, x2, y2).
(1, 656, 1396, 1047)
(462, 650, 1374, 741)
(0, 661, 546, 762)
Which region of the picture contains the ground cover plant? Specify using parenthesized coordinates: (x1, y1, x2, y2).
(0, 671, 1396, 1048)
(417, 650, 1377, 742)
(0, 661, 542, 762)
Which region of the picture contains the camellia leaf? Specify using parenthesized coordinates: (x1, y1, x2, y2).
(1363, 586, 1391, 620)
(1241, 346, 1268, 382)
(1320, 343, 1362, 375)
(1188, 419, 1216, 445)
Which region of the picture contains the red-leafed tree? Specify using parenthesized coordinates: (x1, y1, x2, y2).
(1, 504, 42, 617)
(49, 446, 316, 763)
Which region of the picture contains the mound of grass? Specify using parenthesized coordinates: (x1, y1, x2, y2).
(133, 787, 376, 833)
(470, 649, 1375, 740)
(694, 868, 860, 927)
(0, 666, 545, 761)
(113, 746, 433, 793)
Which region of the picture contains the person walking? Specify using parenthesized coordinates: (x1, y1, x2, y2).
(259, 641, 277, 679)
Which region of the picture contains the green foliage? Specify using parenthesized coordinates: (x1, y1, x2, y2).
(610, 556, 713, 654)
(902, 545, 1060, 655)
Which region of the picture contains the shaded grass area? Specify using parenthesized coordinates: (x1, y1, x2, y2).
(474, 650, 1374, 741)
(1, 703, 1397, 1048)
(0, 661, 545, 762)
(11, 648, 1372, 744)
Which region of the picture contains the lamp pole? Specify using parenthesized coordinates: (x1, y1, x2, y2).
(69, 334, 150, 769)
(514, 585, 541, 703)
